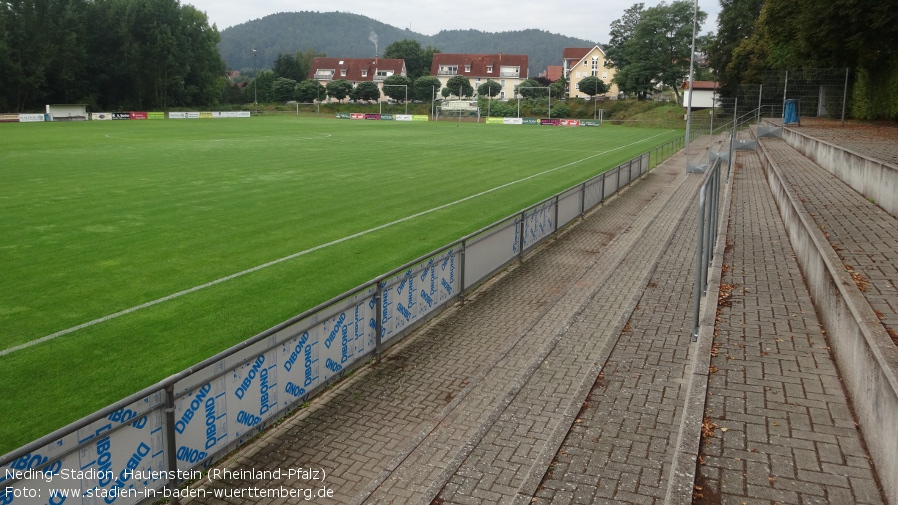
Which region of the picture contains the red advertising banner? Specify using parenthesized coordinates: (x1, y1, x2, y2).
(350, 113, 365, 120)
(560, 120, 581, 127)
(364, 114, 381, 120)
(130, 112, 148, 120)
(540, 118, 561, 126)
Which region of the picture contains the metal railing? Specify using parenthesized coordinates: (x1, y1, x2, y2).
(691, 157, 724, 341)
(1, 135, 684, 505)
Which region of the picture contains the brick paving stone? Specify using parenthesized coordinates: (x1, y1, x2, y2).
(693, 147, 885, 505)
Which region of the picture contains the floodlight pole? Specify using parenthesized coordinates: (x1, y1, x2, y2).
(683, 0, 697, 166)
(253, 48, 258, 105)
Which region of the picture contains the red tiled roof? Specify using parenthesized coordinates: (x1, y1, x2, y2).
(682, 80, 719, 90)
(430, 53, 529, 78)
(563, 48, 591, 61)
(307, 57, 405, 81)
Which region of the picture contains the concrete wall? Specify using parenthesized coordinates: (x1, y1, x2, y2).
(756, 137, 898, 505)
(781, 127, 898, 218)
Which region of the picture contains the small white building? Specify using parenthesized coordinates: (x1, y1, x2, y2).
(681, 81, 720, 109)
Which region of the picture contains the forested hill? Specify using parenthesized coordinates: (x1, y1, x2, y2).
(218, 11, 598, 77)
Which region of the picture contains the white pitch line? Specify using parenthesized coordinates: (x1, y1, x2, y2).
(2, 131, 672, 357)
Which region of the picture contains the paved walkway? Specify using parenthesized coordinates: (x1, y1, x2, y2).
(693, 136, 885, 504)
(177, 126, 895, 505)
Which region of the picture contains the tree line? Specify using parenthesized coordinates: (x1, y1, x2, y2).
(0, 0, 226, 112)
(707, 0, 898, 119)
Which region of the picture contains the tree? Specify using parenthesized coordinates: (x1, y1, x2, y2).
(516, 78, 546, 99)
(444, 75, 473, 98)
(295, 79, 325, 103)
(382, 75, 412, 102)
(604, 3, 645, 70)
(383, 39, 440, 80)
(609, 1, 706, 102)
(413, 75, 441, 102)
(272, 77, 297, 102)
(326, 79, 353, 102)
(350, 81, 380, 102)
(577, 76, 609, 98)
(296, 48, 325, 80)
(251, 70, 276, 103)
(707, 0, 764, 98)
(477, 80, 502, 98)
(273, 53, 304, 81)
(549, 81, 565, 99)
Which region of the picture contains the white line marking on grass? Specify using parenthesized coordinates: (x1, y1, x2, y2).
(2, 131, 672, 356)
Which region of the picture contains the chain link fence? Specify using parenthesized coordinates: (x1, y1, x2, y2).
(735, 68, 851, 124)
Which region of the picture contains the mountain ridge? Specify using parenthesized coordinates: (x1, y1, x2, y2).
(217, 11, 599, 79)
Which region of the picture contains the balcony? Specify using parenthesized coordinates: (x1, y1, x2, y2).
(314, 70, 335, 80)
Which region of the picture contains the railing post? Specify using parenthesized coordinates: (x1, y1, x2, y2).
(459, 242, 467, 305)
(553, 196, 560, 237)
(518, 212, 525, 260)
(164, 384, 181, 505)
(701, 185, 713, 293)
(692, 187, 707, 341)
(580, 182, 587, 216)
(374, 283, 383, 363)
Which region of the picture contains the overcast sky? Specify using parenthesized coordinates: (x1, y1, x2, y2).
(186, 0, 720, 43)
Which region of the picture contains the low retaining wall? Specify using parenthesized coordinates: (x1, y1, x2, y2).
(755, 135, 898, 505)
(780, 126, 898, 218)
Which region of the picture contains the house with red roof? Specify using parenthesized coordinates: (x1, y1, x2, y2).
(563, 45, 619, 99)
(307, 56, 407, 102)
(430, 53, 528, 100)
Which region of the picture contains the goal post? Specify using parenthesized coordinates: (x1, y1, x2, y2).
(436, 100, 480, 122)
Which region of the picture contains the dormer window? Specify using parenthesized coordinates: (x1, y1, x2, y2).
(362, 70, 368, 77)
(341, 68, 347, 77)
(487, 65, 493, 73)
(465, 65, 471, 72)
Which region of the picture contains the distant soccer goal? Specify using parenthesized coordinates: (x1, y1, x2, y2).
(436, 100, 481, 121)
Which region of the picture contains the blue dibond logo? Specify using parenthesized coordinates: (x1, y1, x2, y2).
(175, 383, 218, 450)
(284, 332, 316, 398)
(234, 355, 265, 400)
(324, 313, 346, 350)
(440, 252, 456, 295)
(380, 282, 392, 329)
(396, 270, 416, 321)
(107, 442, 152, 502)
(284, 332, 310, 372)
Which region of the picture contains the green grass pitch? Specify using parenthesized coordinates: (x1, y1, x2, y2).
(0, 116, 681, 453)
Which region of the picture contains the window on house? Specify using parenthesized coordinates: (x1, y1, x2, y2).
(362, 70, 368, 77)
(465, 64, 471, 72)
(341, 69, 347, 76)
(487, 65, 493, 73)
